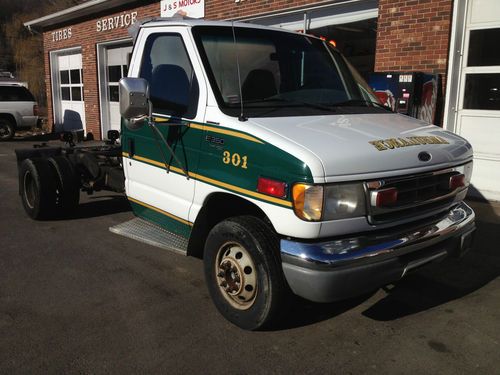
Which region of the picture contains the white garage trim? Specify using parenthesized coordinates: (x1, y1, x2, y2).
(97, 38, 133, 138)
(49, 47, 85, 133)
(444, 0, 500, 201)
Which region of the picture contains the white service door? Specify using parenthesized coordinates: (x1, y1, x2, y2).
(106, 45, 132, 132)
(456, 0, 500, 201)
(58, 53, 86, 133)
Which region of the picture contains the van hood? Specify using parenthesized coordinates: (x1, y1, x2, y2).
(249, 113, 473, 178)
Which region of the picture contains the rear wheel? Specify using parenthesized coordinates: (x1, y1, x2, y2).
(0, 117, 15, 140)
(48, 156, 80, 213)
(204, 216, 290, 330)
(19, 158, 58, 219)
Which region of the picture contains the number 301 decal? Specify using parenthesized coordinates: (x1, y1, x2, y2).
(223, 151, 248, 169)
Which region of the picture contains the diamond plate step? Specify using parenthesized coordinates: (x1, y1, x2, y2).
(109, 217, 188, 255)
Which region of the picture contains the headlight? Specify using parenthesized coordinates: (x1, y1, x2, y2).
(323, 183, 366, 220)
(292, 182, 366, 221)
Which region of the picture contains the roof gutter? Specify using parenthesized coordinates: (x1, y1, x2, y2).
(24, 0, 139, 29)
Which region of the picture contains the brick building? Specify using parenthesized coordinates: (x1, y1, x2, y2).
(25, 0, 500, 200)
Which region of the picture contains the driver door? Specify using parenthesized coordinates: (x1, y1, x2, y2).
(122, 28, 206, 237)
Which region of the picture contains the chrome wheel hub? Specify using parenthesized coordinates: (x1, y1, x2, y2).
(216, 243, 257, 310)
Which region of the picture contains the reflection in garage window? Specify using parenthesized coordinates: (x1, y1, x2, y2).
(463, 73, 500, 110)
(70, 69, 81, 84)
(60, 70, 70, 84)
(109, 86, 119, 102)
(468, 28, 500, 67)
(107, 64, 127, 102)
(61, 87, 70, 100)
(71, 86, 82, 101)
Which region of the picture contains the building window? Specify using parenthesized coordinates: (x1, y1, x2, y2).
(107, 64, 128, 102)
(467, 28, 500, 67)
(60, 68, 83, 102)
(463, 27, 500, 111)
(463, 73, 500, 110)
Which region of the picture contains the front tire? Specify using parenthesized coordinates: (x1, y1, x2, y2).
(204, 216, 289, 330)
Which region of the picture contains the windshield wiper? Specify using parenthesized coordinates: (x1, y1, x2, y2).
(333, 99, 393, 111)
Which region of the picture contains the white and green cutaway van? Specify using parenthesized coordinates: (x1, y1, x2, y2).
(17, 19, 476, 330)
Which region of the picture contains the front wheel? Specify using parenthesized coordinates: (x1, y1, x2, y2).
(204, 216, 290, 330)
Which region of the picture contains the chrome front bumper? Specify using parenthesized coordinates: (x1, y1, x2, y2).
(280, 202, 476, 303)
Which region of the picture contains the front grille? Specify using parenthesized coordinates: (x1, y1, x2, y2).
(366, 167, 466, 224)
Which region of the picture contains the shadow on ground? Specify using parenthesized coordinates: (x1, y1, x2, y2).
(271, 291, 377, 331)
(271, 195, 499, 329)
(361, 196, 499, 321)
(54, 195, 131, 220)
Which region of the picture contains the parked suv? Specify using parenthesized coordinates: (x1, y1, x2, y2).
(0, 84, 39, 140)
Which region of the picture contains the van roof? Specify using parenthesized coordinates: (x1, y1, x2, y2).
(138, 18, 307, 37)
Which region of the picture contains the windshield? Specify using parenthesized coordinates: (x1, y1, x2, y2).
(192, 25, 384, 118)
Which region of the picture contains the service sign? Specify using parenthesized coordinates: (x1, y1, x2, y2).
(161, 0, 205, 18)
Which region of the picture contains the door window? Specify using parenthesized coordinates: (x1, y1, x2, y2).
(60, 67, 83, 102)
(467, 28, 500, 66)
(463, 27, 500, 111)
(139, 33, 199, 119)
(463, 73, 500, 110)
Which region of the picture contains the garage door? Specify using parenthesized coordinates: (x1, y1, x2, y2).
(104, 44, 132, 134)
(453, 0, 500, 201)
(57, 53, 86, 133)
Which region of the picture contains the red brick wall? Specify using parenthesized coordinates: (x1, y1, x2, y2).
(375, 0, 453, 74)
(42, 3, 160, 139)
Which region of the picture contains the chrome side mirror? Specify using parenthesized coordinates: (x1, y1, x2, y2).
(119, 77, 151, 130)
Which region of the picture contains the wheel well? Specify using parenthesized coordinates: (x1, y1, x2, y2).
(187, 193, 274, 258)
(0, 113, 17, 128)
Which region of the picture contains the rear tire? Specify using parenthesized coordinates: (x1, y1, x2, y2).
(48, 156, 80, 213)
(19, 158, 58, 219)
(204, 216, 290, 330)
(0, 117, 15, 141)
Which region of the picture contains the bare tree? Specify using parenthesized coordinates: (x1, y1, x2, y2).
(1, 0, 82, 110)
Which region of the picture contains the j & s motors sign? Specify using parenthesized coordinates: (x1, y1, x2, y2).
(161, 0, 204, 18)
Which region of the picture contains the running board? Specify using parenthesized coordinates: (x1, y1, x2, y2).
(109, 217, 188, 255)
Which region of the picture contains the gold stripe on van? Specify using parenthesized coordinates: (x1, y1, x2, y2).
(151, 116, 263, 144)
(127, 196, 193, 227)
(123, 154, 292, 208)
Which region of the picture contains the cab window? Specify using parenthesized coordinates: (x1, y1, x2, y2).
(139, 33, 199, 119)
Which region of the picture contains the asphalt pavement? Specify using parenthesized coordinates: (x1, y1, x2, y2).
(0, 137, 499, 374)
